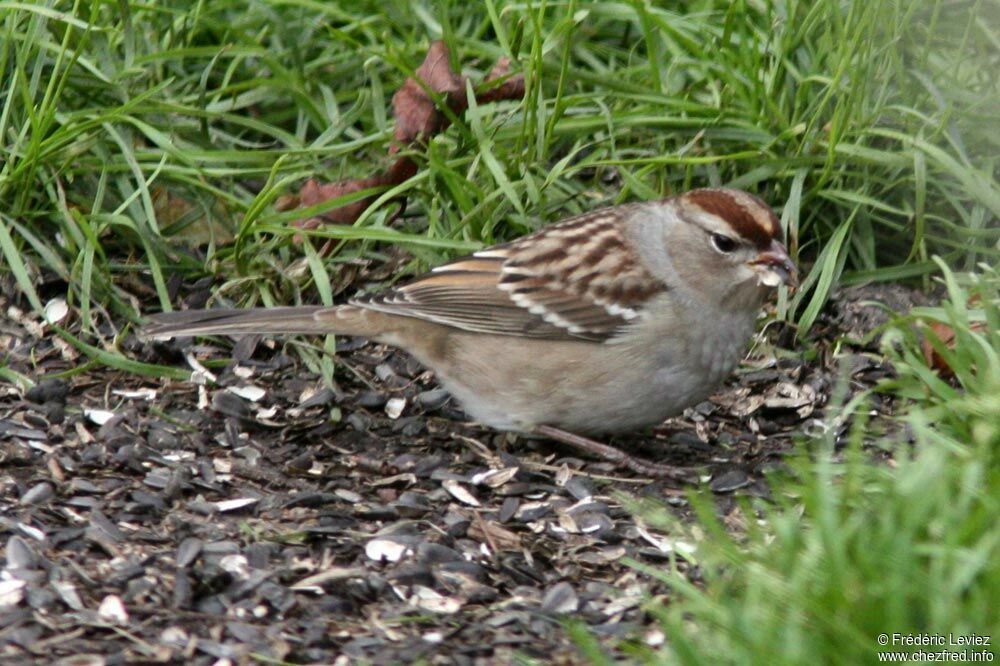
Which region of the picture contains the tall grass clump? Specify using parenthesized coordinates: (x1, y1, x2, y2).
(0, 0, 996, 345)
(617, 263, 998, 665)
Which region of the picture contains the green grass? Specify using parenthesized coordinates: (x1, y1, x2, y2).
(1, 0, 998, 662)
(1, 0, 997, 340)
(612, 263, 999, 665)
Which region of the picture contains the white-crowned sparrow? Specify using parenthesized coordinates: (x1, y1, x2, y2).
(145, 187, 796, 478)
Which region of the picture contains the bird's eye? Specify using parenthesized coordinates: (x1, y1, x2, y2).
(711, 233, 738, 254)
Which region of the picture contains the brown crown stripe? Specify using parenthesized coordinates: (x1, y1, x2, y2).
(682, 189, 779, 249)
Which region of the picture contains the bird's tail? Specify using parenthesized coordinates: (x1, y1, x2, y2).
(141, 305, 376, 340)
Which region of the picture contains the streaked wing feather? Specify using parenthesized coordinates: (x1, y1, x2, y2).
(353, 206, 666, 341)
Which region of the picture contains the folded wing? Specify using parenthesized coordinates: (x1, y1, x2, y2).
(354, 206, 666, 342)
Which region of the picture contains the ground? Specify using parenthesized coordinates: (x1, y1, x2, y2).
(0, 284, 920, 665)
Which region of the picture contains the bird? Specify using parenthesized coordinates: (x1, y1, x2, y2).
(144, 187, 797, 479)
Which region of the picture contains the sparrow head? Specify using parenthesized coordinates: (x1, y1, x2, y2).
(663, 188, 797, 306)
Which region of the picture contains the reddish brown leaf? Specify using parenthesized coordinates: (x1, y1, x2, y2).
(922, 321, 958, 378)
(392, 41, 467, 148)
(920, 295, 985, 378)
(280, 174, 392, 231)
(282, 41, 525, 243)
(478, 57, 526, 103)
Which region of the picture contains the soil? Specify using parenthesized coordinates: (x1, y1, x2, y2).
(0, 283, 921, 665)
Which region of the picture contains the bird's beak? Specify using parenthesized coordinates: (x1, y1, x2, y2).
(749, 239, 798, 288)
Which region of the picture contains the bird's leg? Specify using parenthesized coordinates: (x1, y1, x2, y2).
(533, 425, 697, 482)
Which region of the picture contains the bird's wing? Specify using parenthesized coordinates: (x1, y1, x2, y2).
(353, 206, 666, 342)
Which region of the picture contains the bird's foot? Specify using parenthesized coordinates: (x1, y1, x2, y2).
(534, 425, 697, 482)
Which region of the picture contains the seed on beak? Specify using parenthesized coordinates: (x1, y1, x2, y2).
(750, 240, 798, 288)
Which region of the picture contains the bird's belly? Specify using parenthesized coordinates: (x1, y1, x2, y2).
(444, 367, 708, 434)
(433, 336, 717, 435)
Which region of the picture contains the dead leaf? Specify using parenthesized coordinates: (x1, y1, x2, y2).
(282, 41, 525, 244)
(921, 316, 985, 379)
(392, 41, 466, 146)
